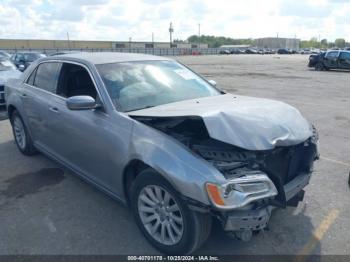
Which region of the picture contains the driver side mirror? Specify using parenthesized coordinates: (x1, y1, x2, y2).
(66, 96, 100, 110)
(208, 79, 217, 87)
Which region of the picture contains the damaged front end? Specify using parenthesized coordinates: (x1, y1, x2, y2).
(130, 114, 319, 240)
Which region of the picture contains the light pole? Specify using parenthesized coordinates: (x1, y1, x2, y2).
(169, 22, 174, 47)
(198, 23, 201, 48)
(67, 32, 70, 50)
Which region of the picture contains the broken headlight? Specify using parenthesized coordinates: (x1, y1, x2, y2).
(206, 171, 278, 209)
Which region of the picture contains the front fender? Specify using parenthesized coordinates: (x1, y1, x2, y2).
(129, 120, 226, 205)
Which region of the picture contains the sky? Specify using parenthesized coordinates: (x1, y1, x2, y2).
(0, 0, 349, 42)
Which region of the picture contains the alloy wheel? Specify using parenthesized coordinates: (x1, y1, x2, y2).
(138, 185, 184, 245)
(13, 116, 26, 150)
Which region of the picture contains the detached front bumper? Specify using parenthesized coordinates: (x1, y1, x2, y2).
(223, 172, 312, 232)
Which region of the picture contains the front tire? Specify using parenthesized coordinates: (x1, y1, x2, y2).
(130, 169, 212, 254)
(10, 110, 37, 155)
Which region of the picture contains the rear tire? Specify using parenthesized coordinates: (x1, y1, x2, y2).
(10, 110, 37, 155)
(130, 168, 212, 254)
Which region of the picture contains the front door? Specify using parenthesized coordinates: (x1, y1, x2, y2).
(46, 62, 132, 196)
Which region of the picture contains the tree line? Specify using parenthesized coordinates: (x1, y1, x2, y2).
(179, 35, 254, 48)
(181, 35, 349, 49)
(300, 37, 348, 49)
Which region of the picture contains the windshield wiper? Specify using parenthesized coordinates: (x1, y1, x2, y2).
(125, 105, 156, 112)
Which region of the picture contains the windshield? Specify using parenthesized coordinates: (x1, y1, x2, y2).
(24, 53, 46, 62)
(0, 59, 16, 71)
(97, 60, 221, 112)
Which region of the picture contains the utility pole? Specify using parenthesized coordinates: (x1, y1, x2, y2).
(169, 22, 174, 47)
(198, 23, 201, 48)
(67, 32, 70, 50)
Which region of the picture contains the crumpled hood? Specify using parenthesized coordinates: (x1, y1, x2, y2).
(128, 94, 313, 150)
(0, 70, 22, 85)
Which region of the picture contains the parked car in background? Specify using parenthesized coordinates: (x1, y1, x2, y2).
(257, 49, 265, 54)
(50, 51, 80, 56)
(308, 52, 325, 68)
(219, 50, 230, 55)
(314, 50, 350, 71)
(230, 48, 244, 54)
(245, 48, 257, 54)
(300, 49, 311, 54)
(0, 51, 11, 59)
(262, 49, 274, 54)
(10, 52, 46, 71)
(277, 48, 291, 54)
(0, 57, 21, 106)
(5, 52, 319, 254)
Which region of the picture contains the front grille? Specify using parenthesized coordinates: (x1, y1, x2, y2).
(262, 139, 317, 185)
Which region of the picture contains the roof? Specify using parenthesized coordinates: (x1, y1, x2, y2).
(50, 52, 172, 65)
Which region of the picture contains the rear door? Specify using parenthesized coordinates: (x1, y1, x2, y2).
(22, 62, 61, 148)
(338, 52, 350, 70)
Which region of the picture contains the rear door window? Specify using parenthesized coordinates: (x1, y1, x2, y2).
(33, 62, 61, 93)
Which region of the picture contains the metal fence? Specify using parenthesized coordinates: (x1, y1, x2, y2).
(2, 48, 226, 56)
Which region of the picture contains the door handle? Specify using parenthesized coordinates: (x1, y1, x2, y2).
(49, 107, 59, 113)
(21, 93, 28, 98)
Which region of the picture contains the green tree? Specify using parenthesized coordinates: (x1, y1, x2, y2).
(187, 35, 253, 48)
(320, 39, 328, 48)
(335, 38, 346, 48)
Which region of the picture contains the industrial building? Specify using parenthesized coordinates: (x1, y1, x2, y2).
(0, 39, 208, 50)
(255, 37, 300, 50)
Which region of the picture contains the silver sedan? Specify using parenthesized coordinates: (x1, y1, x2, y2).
(5, 52, 319, 254)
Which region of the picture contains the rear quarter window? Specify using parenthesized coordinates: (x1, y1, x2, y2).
(26, 68, 37, 86)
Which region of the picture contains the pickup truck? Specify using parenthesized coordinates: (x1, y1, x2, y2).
(314, 50, 350, 71)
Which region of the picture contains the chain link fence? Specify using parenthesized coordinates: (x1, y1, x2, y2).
(2, 48, 227, 56)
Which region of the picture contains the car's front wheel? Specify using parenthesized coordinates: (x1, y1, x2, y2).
(10, 110, 37, 155)
(130, 168, 212, 254)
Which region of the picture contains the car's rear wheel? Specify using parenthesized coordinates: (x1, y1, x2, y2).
(130, 168, 212, 254)
(10, 111, 37, 155)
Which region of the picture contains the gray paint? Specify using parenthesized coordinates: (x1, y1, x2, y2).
(129, 94, 313, 150)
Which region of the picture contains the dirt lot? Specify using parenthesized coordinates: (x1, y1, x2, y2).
(0, 54, 349, 255)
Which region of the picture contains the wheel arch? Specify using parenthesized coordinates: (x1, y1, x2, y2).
(7, 104, 17, 121)
(122, 159, 184, 206)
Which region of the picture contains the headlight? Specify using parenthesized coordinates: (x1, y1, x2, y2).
(206, 171, 278, 209)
